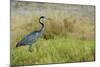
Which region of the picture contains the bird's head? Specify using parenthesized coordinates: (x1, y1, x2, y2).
(39, 16, 47, 23)
(40, 16, 45, 19)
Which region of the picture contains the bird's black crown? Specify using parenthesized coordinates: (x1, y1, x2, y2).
(40, 16, 45, 19)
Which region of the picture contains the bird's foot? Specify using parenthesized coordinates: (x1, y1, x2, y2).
(29, 45, 32, 52)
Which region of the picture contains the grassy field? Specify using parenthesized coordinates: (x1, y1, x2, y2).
(11, 37, 95, 65)
(11, 1, 95, 66)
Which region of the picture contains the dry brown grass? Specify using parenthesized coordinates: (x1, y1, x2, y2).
(10, 1, 95, 65)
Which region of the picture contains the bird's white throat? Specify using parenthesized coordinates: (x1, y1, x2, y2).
(40, 18, 46, 23)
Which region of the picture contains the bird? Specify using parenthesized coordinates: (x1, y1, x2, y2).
(16, 16, 47, 52)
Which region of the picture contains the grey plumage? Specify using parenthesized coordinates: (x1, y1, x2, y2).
(16, 16, 46, 51)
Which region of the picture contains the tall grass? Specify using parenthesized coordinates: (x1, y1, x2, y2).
(11, 37, 95, 65)
(11, 1, 95, 66)
(11, 14, 95, 65)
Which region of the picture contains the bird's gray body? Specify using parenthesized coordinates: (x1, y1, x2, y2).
(17, 31, 41, 46)
(16, 16, 45, 48)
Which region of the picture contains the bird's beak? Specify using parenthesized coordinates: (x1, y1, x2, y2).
(47, 18, 51, 20)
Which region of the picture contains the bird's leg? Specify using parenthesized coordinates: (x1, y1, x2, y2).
(29, 45, 32, 52)
(35, 44, 39, 52)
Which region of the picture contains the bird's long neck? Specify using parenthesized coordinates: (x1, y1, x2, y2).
(39, 18, 44, 32)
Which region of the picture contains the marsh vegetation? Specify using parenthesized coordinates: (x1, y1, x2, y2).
(11, 1, 95, 66)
